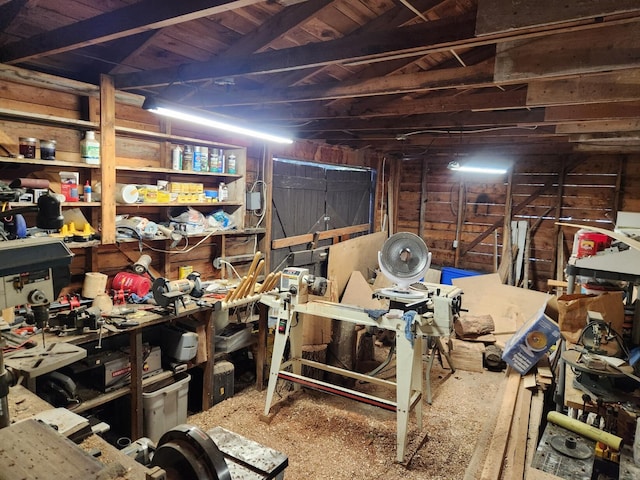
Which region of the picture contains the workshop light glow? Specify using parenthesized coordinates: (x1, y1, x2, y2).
(143, 97, 293, 145)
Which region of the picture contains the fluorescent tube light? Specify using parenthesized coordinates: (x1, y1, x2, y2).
(447, 161, 507, 175)
(142, 97, 293, 145)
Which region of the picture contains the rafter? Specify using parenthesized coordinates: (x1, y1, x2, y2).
(114, 13, 478, 89)
(0, 0, 266, 64)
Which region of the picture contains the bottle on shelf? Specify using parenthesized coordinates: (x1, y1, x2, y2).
(83, 181, 92, 202)
(227, 153, 237, 174)
(183, 145, 194, 171)
(81, 131, 100, 165)
(218, 182, 229, 201)
(171, 145, 182, 170)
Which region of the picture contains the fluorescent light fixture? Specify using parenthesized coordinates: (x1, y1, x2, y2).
(142, 97, 293, 144)
(447, 161, 508, 175)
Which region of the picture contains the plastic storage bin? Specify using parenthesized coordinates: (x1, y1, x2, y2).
(142, 372, 190, 443)
(441, 266, 481, 285)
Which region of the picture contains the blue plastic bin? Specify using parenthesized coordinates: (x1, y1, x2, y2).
(441, 267, 481, 285)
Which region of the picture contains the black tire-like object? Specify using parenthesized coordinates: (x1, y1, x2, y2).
(150, 424, 231, 480)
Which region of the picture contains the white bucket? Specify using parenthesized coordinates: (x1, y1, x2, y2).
(116, 183, 139, 204)
(82, 272, 108, 298)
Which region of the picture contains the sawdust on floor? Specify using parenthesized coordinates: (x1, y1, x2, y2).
(188, 359, 505, 480)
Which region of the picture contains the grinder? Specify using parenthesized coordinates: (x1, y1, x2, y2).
(152, 272, 204, 312)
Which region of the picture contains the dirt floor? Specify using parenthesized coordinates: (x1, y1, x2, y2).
(188, 357, 506, 480)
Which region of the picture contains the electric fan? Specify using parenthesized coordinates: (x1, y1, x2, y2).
(378, 232, 432, 298)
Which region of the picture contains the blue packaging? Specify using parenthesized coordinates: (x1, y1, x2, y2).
(502, 305, 561, 375)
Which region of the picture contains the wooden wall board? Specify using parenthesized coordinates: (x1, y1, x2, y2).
(527, 70, 640, 106)
(495, 23, 640, 82)
(476, 0, 640, 35)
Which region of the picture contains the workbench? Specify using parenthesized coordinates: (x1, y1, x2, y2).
(4, 302, 216, 440)
(4, 384, 152, 480)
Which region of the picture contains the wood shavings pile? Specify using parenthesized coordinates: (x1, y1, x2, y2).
(188, 362, 505, 480)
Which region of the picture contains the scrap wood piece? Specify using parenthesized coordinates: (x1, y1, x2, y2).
(502, 381, 533, 480)
(525, 392, 545, 477)
(480, 369, 521, 480)
(454, 313, 495, 338)
(463, 370, 519, 480)
(442, 338, 486, 373)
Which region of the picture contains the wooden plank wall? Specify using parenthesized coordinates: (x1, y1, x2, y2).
(395, 154, 639, 291)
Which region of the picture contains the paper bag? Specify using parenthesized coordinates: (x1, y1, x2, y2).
(556, 292, 624, 344)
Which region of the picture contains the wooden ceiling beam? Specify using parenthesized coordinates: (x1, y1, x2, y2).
(212, 88, 529, 121)
(0, 0, 266, 64)
(476, 0, 640, 35)
(495, 22, 640, 83)
(527, 69, 640, 106)
(114, 13, 479, 89)
(557, 120, 640, 135)
(0, 0, 28, 33)
(545, 101, 640, 122)
(290, 109, 546, 132)
(190, 59, 497, 107)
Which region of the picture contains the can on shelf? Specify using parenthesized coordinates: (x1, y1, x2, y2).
(19, 137, 37, 158)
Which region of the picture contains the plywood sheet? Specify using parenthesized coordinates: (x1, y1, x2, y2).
(341, 270, 384, 310)
(328, 231, 387, 298)
(452, 273, 550, 342)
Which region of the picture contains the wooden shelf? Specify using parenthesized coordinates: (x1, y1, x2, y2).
(0, 107, 98, 130)
(9, 201, 101, 207)
(116, 164, 242, 178)
(115, 125, 243, 149)
(71, 370, 174, 414)
(116, 201, 242, 207)
(0, 155, 100, 168)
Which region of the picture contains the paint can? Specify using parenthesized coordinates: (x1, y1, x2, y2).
(574, 230, 611, 258)
(112, 271, 152, 297)
(179, 265, 193, 279)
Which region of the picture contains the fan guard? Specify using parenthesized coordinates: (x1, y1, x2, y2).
(378, 232, 432, 291)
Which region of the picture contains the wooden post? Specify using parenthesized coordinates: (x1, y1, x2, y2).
(99, 74, 116, 244)
(419, 157, 428, 239)
(454, 178, 465, 267)
(129, 329, 143, 441)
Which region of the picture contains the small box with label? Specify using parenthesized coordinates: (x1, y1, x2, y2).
(502, 306, 561, 375)
(59, 171, 79, 202)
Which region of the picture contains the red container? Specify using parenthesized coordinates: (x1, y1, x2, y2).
(112, 272, 152, 296)
(576, 232, 611, 258)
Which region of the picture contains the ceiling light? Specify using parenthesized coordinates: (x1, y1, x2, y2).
(142, 97, 293, 144)
(447, 161, 508, 175)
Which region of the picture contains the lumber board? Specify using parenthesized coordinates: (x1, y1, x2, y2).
(502, 384, 532, 480)
(480, 369, 521, 480)
(495, 23, 640, 83)
(525, 392, 546, 478)
(527, 69, 640, 106)
(476, 0, 640, 35)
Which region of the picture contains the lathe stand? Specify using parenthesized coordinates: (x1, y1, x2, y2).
(262, 299, 425, 463)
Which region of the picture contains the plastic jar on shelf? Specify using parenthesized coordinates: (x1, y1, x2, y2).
(40, 139, 56, 160)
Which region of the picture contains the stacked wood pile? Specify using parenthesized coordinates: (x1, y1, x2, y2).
(464, 358, 559, 480)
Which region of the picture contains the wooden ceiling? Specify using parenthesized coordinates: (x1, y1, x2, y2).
(1, 0, 640, 158)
